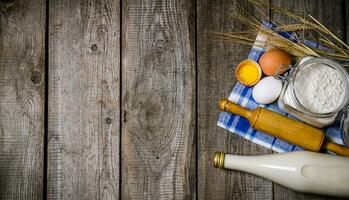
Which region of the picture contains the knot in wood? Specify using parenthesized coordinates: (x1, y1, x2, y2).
(31, 71, 41, 84)
(91, 44, 98, 51)
(106, 117, 112, 124)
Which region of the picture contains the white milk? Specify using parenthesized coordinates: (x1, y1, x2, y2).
(223, 151, 349, 197)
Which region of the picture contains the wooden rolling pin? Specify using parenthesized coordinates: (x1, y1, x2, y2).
(219, 98, 349, 157)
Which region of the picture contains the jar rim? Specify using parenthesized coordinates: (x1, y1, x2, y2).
(289, 57, 349, 118)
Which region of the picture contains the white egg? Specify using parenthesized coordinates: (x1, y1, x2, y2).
(252, 76, 283, 104)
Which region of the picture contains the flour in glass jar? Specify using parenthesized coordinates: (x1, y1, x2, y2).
(294, 64, 345, 113)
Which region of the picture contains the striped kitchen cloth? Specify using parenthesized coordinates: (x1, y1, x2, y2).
(217, 22, 344, 153)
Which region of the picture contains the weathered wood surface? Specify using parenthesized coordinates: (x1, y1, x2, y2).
(121, 0, 196, 199)
(48, 0, 120, 199)
(0, 0, 348, 199)
(271, 0, 346, 199)
(197, 0, 273, 199)
(0, 0, 45, 199)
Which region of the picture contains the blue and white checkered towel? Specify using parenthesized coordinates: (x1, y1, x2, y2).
(217, 22, 344, 153)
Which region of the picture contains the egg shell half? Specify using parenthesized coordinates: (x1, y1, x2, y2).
(252, 76, 283, 104)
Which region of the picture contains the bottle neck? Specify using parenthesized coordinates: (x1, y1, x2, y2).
(214, 152, 267, 172)
(223, 154, 261, 172)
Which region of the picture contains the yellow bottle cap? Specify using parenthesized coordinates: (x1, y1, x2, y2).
(213, 152, 225, 169)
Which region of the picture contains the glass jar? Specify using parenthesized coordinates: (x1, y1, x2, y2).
(277, 57, 349, 132)
(340, 107, 349, 146)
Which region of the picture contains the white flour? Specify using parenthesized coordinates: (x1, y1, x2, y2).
(294, 64, 345, 113)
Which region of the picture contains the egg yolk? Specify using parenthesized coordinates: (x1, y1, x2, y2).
(237, 64, 259, 85)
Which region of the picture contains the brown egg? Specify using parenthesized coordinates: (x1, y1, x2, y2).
(259, 49, 291, 76)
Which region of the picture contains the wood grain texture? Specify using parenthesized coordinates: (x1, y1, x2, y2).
(121, 0, 196, 199)
(48, 1, 120, 199)
(271, 0, 346, 199)
(0, 0, 45, 199)
(197, 0, 273, 199)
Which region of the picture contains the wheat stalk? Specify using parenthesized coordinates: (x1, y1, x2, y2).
(319, 38, 349, 56)
(248, 0, 327, 32)
(274, 24, 314, 32)
(249, 0, 349, 51)
(215, 0, 349, 62)
(306, 14, 349, 50)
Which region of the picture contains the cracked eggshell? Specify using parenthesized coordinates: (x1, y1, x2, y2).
(252, 76, 283, 104)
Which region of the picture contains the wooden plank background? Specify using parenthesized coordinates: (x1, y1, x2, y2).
(0, 0, 45, 199)
(121, 0, 196, 199)
(0, 0, 348, 199)
(47, 0, 120, 199)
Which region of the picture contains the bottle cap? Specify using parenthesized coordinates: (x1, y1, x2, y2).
(213, 152, 225, 169)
